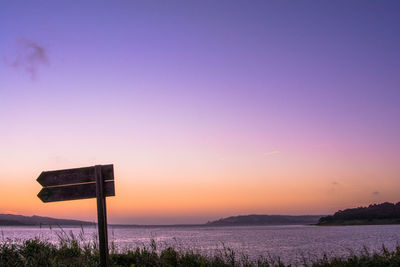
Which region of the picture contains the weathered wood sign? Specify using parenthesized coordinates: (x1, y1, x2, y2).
(37, 164, 115, 267)
(37, 164, 115, 202)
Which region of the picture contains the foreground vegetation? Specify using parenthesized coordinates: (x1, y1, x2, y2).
(1, 235, 400, 266)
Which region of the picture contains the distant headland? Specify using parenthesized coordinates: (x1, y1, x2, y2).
(318, 202, 400, 226)
(0, 213, 322, 227)
(206, 215, 322, 226)
(0, 214, 94, 226)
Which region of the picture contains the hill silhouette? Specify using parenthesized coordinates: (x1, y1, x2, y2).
(0, 214, 94, 226)
(207, 214, 322, 226)
(318, 202, 400, 225)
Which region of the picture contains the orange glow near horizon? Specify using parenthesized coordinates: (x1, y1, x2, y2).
(1, 142, 399, 224)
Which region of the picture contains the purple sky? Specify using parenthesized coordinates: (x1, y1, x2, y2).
(0, 1, 399, 224)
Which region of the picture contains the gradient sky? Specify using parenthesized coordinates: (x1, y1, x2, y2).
(1, 1, 399, 224)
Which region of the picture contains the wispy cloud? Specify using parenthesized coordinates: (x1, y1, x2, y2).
(263, 150, 280, 156)
(326, 180, 341, 194)
(6, 39, 49, 79)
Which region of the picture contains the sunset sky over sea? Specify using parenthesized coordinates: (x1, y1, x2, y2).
(1, 1, 399, 224)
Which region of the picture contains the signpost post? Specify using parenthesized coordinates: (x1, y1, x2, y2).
(37, 164, 115, 267)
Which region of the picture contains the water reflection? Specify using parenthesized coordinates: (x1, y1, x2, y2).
(1, 225, 400, 265)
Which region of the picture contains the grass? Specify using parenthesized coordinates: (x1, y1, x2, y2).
(1, 230, 400, 266)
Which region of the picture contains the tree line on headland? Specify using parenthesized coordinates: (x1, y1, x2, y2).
(318, 202, 400, 225)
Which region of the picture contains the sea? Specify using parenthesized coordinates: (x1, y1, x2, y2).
(1, 224, 400, 265)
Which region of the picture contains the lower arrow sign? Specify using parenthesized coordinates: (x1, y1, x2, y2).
(37, 181, 115, 202)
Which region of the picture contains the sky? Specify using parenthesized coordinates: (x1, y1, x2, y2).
(0, 1, 399, 224)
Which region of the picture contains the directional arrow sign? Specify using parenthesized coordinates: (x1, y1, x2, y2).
(37, 164, 114, 187)
(36, 164, 115, 267)
(37, 165, 115, 202)
(37, 181, 115, 202)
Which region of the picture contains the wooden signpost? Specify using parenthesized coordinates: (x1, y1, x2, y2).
(37, 164, 115, 267)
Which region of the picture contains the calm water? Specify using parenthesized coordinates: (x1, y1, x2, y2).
(1, 225, 400, 265)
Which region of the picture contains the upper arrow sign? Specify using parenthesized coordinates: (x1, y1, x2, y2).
(37, 164, 114, 187)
